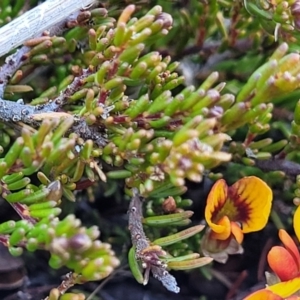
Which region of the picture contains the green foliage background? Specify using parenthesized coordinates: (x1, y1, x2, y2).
(1, 0, 300, 298)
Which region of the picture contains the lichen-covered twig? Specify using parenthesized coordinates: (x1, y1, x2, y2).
(0, 68, 109, 147)
(0, 67, 92, 122)
(0, 46, 30, 98)
(128, 188, 180, 293)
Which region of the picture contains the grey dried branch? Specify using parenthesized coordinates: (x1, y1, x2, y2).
(0, 2, 97, 98)
(255, 158, 300, 178)
(0, 47, 30, 98)
(43, 272, 77, 300)
(128, 188, 180, 293)
(0, 68, 107, 147)
(0, 0, 97, 58)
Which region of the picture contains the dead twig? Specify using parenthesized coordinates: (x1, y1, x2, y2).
(128, 188, 180, 293)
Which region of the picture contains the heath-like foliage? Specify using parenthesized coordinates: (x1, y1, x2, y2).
(2, 0, 300, 298)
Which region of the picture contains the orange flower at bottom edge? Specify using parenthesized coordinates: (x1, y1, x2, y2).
(268, 229, 300, 282)
(244, 278, 300, 300)
(202, 176, 273, 263)
(244, 289, 283, 300)
(245, 205, 300, 299)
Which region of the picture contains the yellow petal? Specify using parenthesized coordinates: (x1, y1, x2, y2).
(210, 216, 231, 240)
(293, 205, 300, 243)
(267, 277, 300, 298)
(231, 221, 244, 244)
(205, 179, 228, 233)
(230, 176, 272, 233)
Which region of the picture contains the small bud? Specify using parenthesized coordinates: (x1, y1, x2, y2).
(68, 234, 92, 252)
(156, 12, 173, 30)
(162, 196, 177, 213)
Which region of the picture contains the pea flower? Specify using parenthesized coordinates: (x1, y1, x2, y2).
(245, 205, 300, 299)
(201, 176, 273, 263)
(268, 229, 300, 283)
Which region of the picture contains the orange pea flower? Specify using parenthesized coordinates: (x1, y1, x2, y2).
(245, 205, 300, 299)
(201, 176, 273, 263)
(245, 289, 299, 300)
(268, 229, 300, 282)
